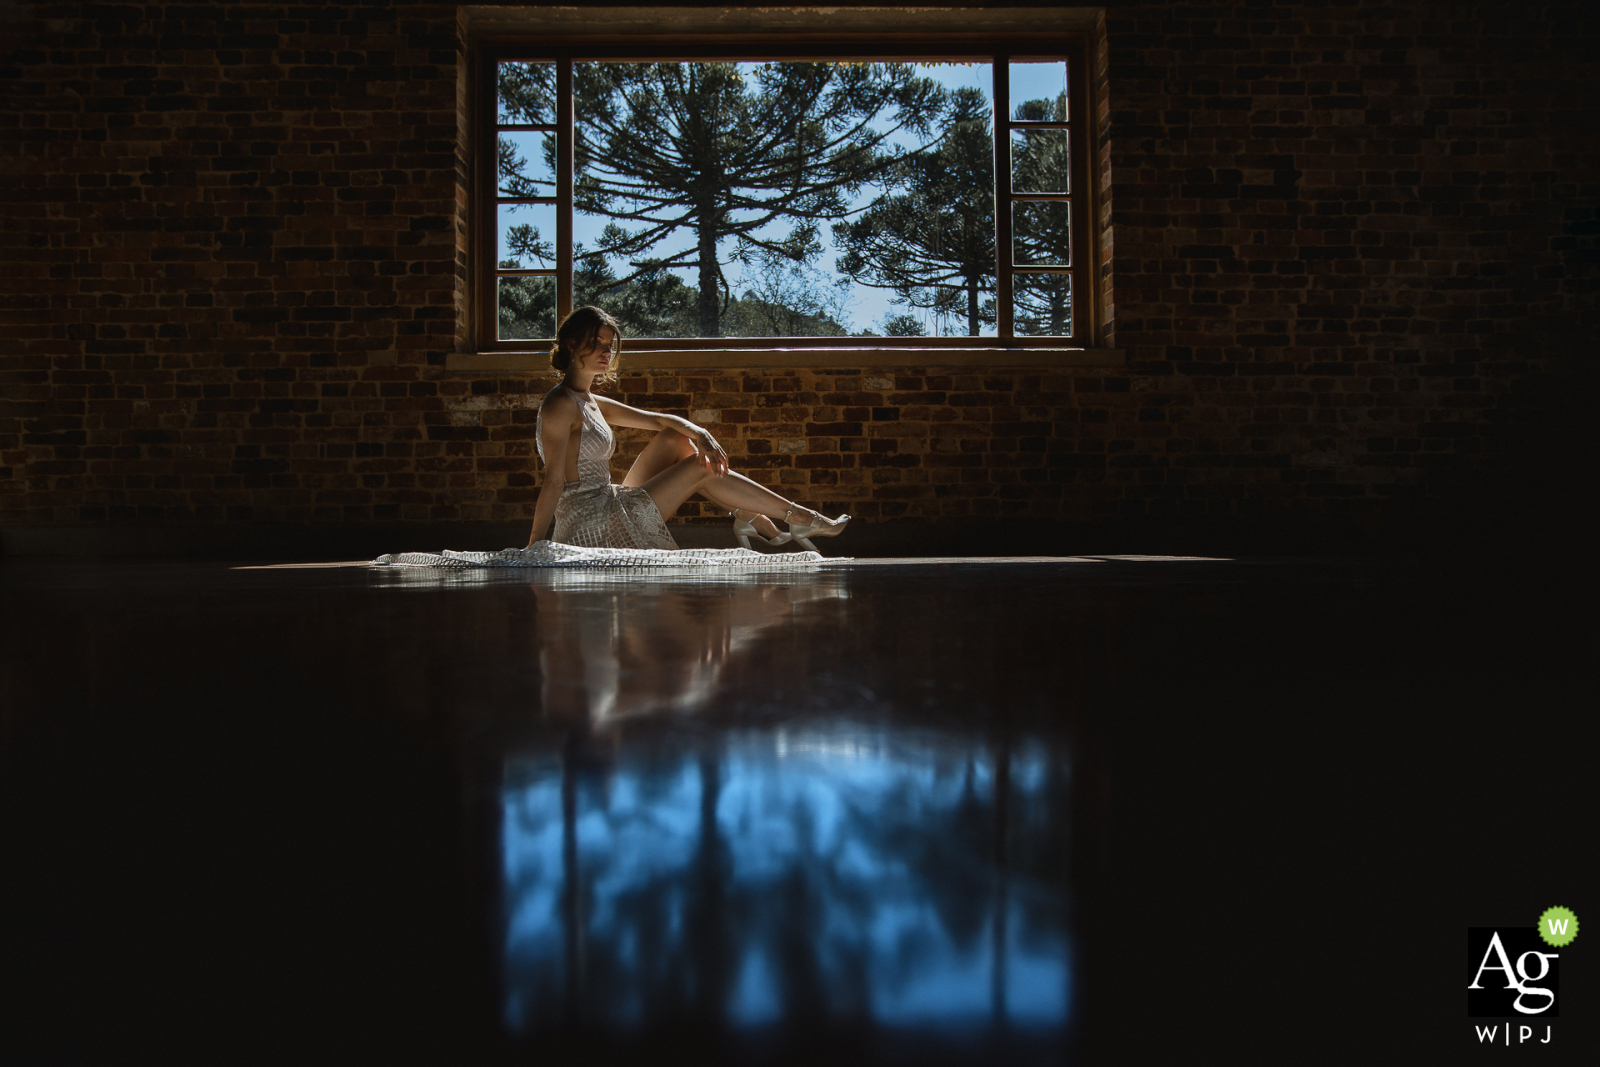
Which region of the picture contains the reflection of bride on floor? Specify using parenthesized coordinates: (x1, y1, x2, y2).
(535, 571, 849, 723)
(501, 570, 1071, 1042)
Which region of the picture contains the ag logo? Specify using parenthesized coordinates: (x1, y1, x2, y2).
(1467, 927, 1559, 1017)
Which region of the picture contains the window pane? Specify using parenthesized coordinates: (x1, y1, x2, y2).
(498, 61, 556, 125)
(498, 132, 555, 198)
(1013, 273, 1072, 337)
(498, 275, 556, 341)
(1011, 129, 1070, 194)
(572, 60, 994, 337)
(1009, 61, 1067, 120)
(1013, 200, 1071, 266)
(498, 203, 556, 269)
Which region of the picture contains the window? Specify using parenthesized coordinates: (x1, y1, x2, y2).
(476, 33, 1093, 350)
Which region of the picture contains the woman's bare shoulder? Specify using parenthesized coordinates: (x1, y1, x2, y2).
(538, 387, 579, 423)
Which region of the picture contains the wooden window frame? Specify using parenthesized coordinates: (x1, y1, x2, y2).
(474, 33, 1094, 353)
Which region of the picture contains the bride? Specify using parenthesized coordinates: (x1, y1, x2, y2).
(527, 306, 851, 554)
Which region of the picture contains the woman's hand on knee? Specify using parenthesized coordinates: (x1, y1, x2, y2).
(689, 427, 729, 476)
(695, 442, 728, 478)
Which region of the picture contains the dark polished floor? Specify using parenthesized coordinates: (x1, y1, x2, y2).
(1, 553, 1591, 1065)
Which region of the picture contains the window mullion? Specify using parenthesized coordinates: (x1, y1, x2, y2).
(479, 54, 497, 348)
(1069, 51, 1091, 344)
(557, 57, 574, 323)
(992, 55, 1012, 338)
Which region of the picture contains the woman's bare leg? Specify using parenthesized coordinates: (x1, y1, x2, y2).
(621, 430, 696, 488)
(692, 472, 799, 530)
(628, 433, 785, 538)
(642, 455, 813, 531)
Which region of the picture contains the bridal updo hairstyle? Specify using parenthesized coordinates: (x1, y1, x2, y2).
(550, 305, 623, 387)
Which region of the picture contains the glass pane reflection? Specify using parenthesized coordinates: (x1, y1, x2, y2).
(498, 60, 556, 125)
(1012, 200, 1072, 267)
(497, 275, 555, 341)
(1014, 273, 1073, 337)
(1011, 128, 1070, 194)
(1009, 61, 1068, 115)
(498, 202, 556, 268)
(498, 131, 556, 198)
(502, 729, 1071, 1037)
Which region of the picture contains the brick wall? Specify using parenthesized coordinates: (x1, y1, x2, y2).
(453, 367, 1126, 526)
(1, 1, 1593, 546)
(1101, 0, 1595, 539)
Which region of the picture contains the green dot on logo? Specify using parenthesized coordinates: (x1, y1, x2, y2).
(1538, 906, 1578, 947)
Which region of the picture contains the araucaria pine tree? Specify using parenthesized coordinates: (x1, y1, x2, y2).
(832, 87, 997, 337)
(573, 61, 945, 335)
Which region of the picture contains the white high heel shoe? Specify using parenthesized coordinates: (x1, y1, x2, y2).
(783, 506, 851, 553)
(732, 509, 792, 550)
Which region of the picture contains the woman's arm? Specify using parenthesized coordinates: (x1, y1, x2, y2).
(592, 394, 728, 476)
(527, 395, 576, 547)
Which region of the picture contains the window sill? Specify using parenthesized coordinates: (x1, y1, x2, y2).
(448, 348, 1125, 372)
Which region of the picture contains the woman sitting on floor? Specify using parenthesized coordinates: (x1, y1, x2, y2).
(526, 305, 850, 554)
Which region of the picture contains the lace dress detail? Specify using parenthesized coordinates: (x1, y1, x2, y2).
(372, 543, 828, 569)
(535, 383, 678, 551)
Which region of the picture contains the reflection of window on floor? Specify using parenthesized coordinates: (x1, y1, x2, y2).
(501, 726, 1072, 1035)
(483, 47, 1090, 346)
